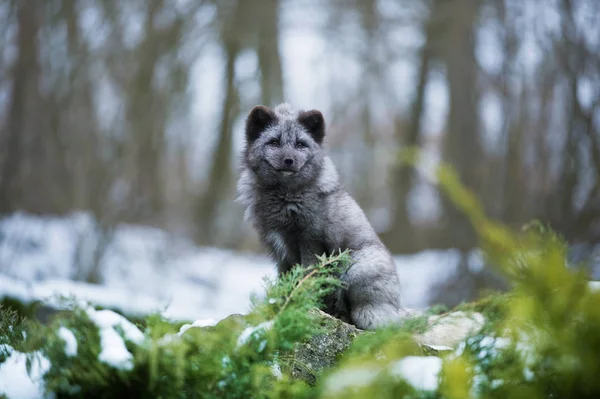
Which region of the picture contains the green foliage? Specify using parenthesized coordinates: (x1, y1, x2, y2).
(0, 297, 42, 320)
(0, 304, 27, 361)
(252, 251, 349, 349)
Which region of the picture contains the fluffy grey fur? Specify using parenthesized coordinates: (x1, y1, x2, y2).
(237, 103, 408, 329)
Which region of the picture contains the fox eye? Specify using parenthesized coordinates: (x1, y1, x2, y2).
(267, 139, 280, 147)
(295, 141, 307, 149)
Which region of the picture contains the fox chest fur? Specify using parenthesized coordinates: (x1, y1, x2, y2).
(253, 189, 335, 271)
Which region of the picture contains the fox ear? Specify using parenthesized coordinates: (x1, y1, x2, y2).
(297, 110, 325, 144)
(246, 106, 277, 143)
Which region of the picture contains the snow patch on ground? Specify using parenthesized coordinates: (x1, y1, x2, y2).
(0, 212, 276, 321)
(0, 212, 471, 322)
(0, 347, 50, 399)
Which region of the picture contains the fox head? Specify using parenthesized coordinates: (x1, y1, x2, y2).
(243, 103, 326, 188)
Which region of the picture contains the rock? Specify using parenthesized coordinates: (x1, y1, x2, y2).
(414, 311, 486, 349)
(288, 309, 363, 385)
(287, 309, 485, 385)
(216, 313, 247, 330)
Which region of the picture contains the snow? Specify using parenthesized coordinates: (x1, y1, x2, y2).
(85, 308, 144, 370)
(589, 281, 600, 292)
(177, 319, 218, 336)
(325, 356, 443, 394)
(0, 348, 50, 399)
(170, 318, 220, 345)
(0, 212, 469, 324)
(490, 379, 504, 389)
(57, 327, 78, 357)
(391, 356, 442, 391)
(324, 367, 380, 394)
(237, 320, 274, 347)
(97, 327, 134, 371)
(86, 308, 144, 344)
(270, 363, 283, 380)
(523, 367, 534, 381)
(0, 212, 276, 321)
(0, 274, 30, 303)
(475, 336, 511, 359)
(458, 333, 537, 392)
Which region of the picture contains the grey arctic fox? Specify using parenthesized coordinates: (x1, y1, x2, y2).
(237, 103, 409, 330)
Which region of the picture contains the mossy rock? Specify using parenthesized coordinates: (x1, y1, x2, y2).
(283, 306, 486, 385)
(286, 309, 364, 385)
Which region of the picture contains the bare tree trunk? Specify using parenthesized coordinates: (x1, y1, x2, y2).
(126, 0, 171, 222)
(438, 0, 481, 251)
(0, 0, 38, 215)
(256, 0, 283, 106)
(195, 0, 285, 245)
(384, 33, 431, 253)
(543, 0, 600, 243)
(425, 0, 483, 306)
(63, 0, 104, 214)
(195, 43, 239, 244)
(502, 90, 526, 227)
(353, 0, 378, 212)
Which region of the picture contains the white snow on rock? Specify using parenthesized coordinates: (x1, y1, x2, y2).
(415, 311, 486, 349)
(391, 356, 442, 391)
(0, 348, 50, 399)
(177, 319, 218, 336)
(157, 319, 220, 346)
(58, 326, 78, 357)
(237, 320, 274, 347)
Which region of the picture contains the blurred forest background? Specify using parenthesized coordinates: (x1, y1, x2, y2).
(0, 0, 599, 305)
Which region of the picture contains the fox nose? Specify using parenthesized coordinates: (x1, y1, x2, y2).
(284, 158, 294, 166)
